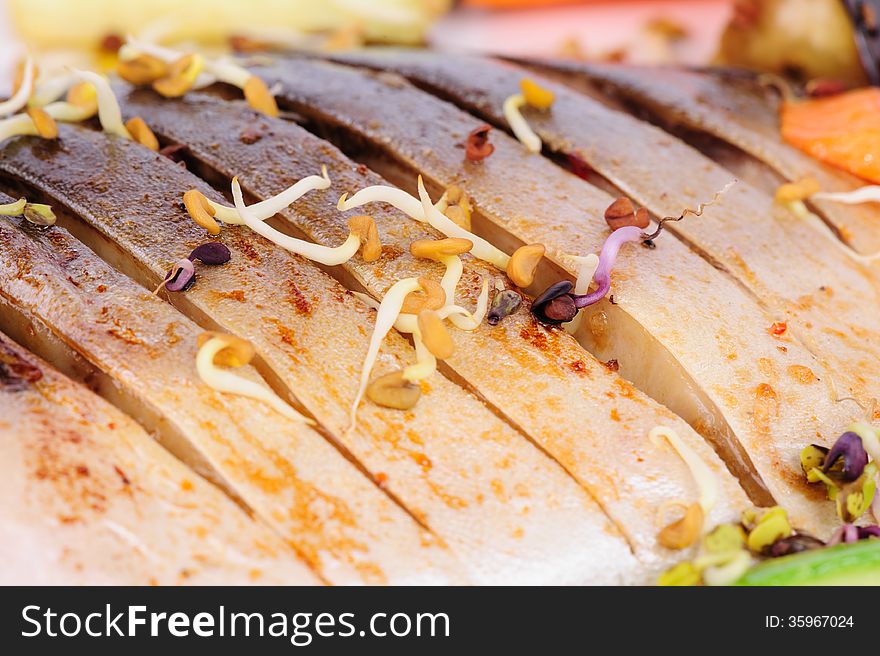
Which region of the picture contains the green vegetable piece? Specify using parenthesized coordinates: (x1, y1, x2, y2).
(736, 540, 880, 586)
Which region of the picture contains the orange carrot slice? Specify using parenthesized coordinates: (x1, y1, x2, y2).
(781, 88, 880, 184)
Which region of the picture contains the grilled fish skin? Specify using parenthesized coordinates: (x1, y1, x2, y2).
(0, 127, 639, 585)
(117, 86, 752, 574)
(0, 215, 467, 585)
(524, 61, 880, 256)
(251, 55, 861, 535)
(326, 52, 880, 413)
(0, 330, 321, 585)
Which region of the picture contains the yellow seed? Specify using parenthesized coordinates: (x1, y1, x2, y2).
(417, 310, 455, 360)
(183, 189, 221, 235)
(746, 506, 792, 553)
(244, 75, 279, 117)
(117, 54, 169, 85)
(152, 53, 204, 98)
(445, 185, 464, 205)
(775, 177, 821, 203)
(409, 237, 473, 261)
(348, 215, 382, 262)
(444, 204, 471, 231)
(506, 243, 545, 288)
(400, 277, 446, 315)
(125, 116, 159, 151)
(366, 370, 421, 410)
(520, 78, 555, 109)
(658, 503, 704, 550)
(26, 107, 58, 139)
(66, 82, 98, 117)
(197, 331, 255, 367)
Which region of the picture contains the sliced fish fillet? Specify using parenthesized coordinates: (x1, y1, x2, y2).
(254, 55, 862, 534)
(329, 51, 880, 414)
(0, 126, 638, 585)
(528, 61, 880, 255)
(0, 214, 466, 585)
(117, 86, 752, 574)
(0, 330, 320, 585)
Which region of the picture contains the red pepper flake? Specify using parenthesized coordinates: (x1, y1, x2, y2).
(769, 321, 787, 337)
(603, 358, 620, 372)
(805, 79, 848, 98)
(239, 128, 263, 144)
(567, 153, 593, 180)
(113, 465, 131, 486)
(465, 124, 495, 162)
(100, 33, 124, 53)
(159, 143, 189, 163)
(229, 34, 270, 53)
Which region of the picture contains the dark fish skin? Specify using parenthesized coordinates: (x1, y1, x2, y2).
(0, 125, 640, 585)
(314, 50, 880, 419)
(249, 55, 857, 534)
(0, 329, 322, 586)
(521, 60, 880, 256)
(117, 86, 754, 574)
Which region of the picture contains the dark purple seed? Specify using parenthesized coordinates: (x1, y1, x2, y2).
(823, 431, 868, 482)
(544, 295, 577, 322)
(858, 525, 880, 540)
(531, 280, 574, 325)
(188, 242, 231, 265)
(164, 258, 196, 292)
(768, 534, 825, 557)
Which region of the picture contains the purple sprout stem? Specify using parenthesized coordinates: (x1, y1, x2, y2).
(572, 226, 643, 309)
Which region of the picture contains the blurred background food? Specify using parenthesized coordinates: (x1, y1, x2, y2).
(0, 0, 875, 92)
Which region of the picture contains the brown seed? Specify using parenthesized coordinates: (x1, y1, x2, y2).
(506, 243, 545, 288)
(117, 54, 169, 85)
(366, 370, 421, 410)
(410, 237, 473, 261)
(125, 116, 159, 151)
(244, 76, 279, 117)
(197, 331, 255, 368)
(445, 185, 464, 205)
(400, 277, 445, 314)
(444, 204, 471, 231)
(26, 107, 58, 139)
(604, 197, 648, 230)
(348, 215, 382, 262)
(417, 310, 455, 360)
(657, 503, 704, 550)
(183, 189, 220, 235)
